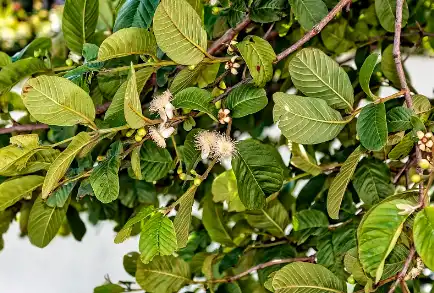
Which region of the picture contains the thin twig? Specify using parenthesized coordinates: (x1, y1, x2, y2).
(393, 157, 415, 184)
(263, 23, 275, 40)
(387, 246, 415, 293)
(207, 16, 251, 56)
(274, 0, 352, 62)
(354, 275, 398, 293)
(211, 77, 252, 103)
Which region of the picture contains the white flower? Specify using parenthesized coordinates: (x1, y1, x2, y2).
(212, 134, 236, 161)
(149, 124, 175, 148)
(396, 203, 418, 215)
(218, 108, 231, 124)
(195, 131, 218, 159)
(225, 56, 241, 75)
(68, 52, 82, 63)
(210, 0, 218, 5)
(149, 90, 175, 122)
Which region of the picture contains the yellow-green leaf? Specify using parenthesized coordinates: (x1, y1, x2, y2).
(0, 175, 44, 211)
(174, 186, 197, 248)
(124, 63, 146, 129)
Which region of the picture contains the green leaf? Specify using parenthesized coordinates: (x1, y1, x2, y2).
(388, 132, 415, 160)
(0, 52, 11, 67)
(105, 67, 153, 127)
(130, 145, 143, 180)
(357, 103, 387, 151)
(387, 107, 413, 132)
(327, 146, 364, 219)
(124, 64, 147, 129)
(94, 284, 124, 293)
(115, 205, 154, 243)
(232, 139, 284, 210)
(414, 207, 434, 270)
(0, 175, 44, 211)
(174, 186, 197, 248)
(202, 196, 234, 246)
(172, 87, 218, 120)
(12, 38, 52, 61)
(28, 196, 70, 248)
(181, 128, 202, 172)
(46, 181, 77, 208)
(289, 48, 354, 110)
(82, 43, 99, 61)
(0, 58, 47, 95)
(123, 251, 140, 276)
(139, 212, 178, 264)
(273, 93, 346, 144)
(67, 206, 86, 241)
(359, 53, 380, 100)
(321, 21, 354, 54)
(375, 0, 409, 32)
(381, 45, 401, 86)
(170, 63, 220, 94)
(136, 256, 190, 292)
(236, 36, 276, 87)
(291, 143, 322, 176)
(212, 170, 245, 212)
(22, 75, 96, 127)
(344, 248, 370, 285)
(411, 94, 431, 115)
(271, 262, 346, 293)
(358, 196, 418, 282)
(250, 0, 287, 23)
(98, 28, 157, 61)
(288, 0, 328, 30)
(42, 132, 93, 199)
(62, 0, 99, 54)
(90, 141, 123, 203)
(226, 84, 268, 118)
(139, 140, 173, 182)
(113, 0, 160, 31)
(153, 0, 208, 65)
(245, 200, 289, 237)
(293, 209, 329, 231)
(353, 159, 394, 206)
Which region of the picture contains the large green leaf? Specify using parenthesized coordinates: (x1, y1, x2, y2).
(115, 205, 154, 243)
(169, 63, 220, 94)
(245, 200, 289, 237)
(225, 84, 268, 118)
(174, 186, 197, 248)
(356, 103, 387, 151)
(271, 262, 346, 293)
(113, 0, 160, 31)
(387, 107, 413, 132)
(124, 64, 147, 129)
(0, 52, 11, 67)
(62, 0, 99, 54)
(139, 140, 173, 182)
(136, 256, 190, 292)
(321, 21, 354, 54)
(28, 196, 70, 248)
(414, 207, 434, 270)
(139, 212, 178, 264)
(202, 196, 234, 246)
(344, 248, 370, 285)
(181, 128, 202, 172)
(42, 132, 93, 199)
(12, 38, 52, 61)
(381, 45, 401, 86)
(98, 28, 157, 61)
(289, 48, 354, 111)
(212, 170, 245, 212)
(232, 139, 284, 210)
(388, 132, 415, 160)
(22, 76, 96, 127)
(375, 0, 409, 32)
(293, 209, 329, 231)
(353, 159, 394, 206)
(0, 175, 44, 211)
(172, 87, 218, 120)
(273, 93, 346, 144)
(104, 67, 153, 127)
(0, 58, 47, 95)
(291, 143, 322, 176)
(288, 0, 328, 30)
(359, 53, 380, 100)
(90, 141, 123, 203)
(153, 0, 208, 65)
(327, 146, 364, 219)
(236, 36, 276, 87)
(250, 0, 287, 23)
(358, 196, 418, 282)
(46, 181, 77, 208)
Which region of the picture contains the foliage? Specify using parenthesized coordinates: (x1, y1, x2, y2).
(0, 0, 434, 292)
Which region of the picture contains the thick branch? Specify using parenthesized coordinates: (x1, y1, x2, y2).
(207, 256, 315, 283)
(274, 0, 352, 62)
(0, 124, 49, 134)
(387, 246, 415, 293)
(207, 16, 251, 55)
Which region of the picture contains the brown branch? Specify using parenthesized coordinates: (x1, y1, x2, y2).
(387, 246, 415, 293)
(0, 123, 50, 134)
(354, 275, 398, 293)
(207, 256, 315, 284)
(207, 16, 251, 56)
(393, 0, 425, 207)
(211, 77, 252, 103)
(393, 156, 415, 184)
(274, 0, 352, 62)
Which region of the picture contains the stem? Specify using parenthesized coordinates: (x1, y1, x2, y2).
(0, 123, 50, 134)
(207, 16, 251, 55)
(274, 0, 352, 62)
(354, 276, 398, 293)
(211, 77, 252, 103)
(387, 246, 415, 293)
(98, 125, 130, 134)
(349, 90, 405, 117)
(49, 136, 76, 148)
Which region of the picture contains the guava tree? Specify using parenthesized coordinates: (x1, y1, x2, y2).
(0, 0, 433, 292)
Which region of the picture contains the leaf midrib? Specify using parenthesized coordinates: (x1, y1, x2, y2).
(277, 284, 343, 292)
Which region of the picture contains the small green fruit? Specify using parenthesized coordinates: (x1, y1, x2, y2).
(65, 59, 73, 66)
(125, 129, 135, 137)
(212, 6, 220, 15)
(347, 275, 356, 285)
(411, 174, 421, 183)
(135, 134, 143, 142)
(418, 159, 431, 170)
(179, 173, 187, 180)
(137, 127, 147, 136)
(194, 177, 202, 186)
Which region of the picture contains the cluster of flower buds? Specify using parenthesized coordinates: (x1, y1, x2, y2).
(417, 131, 433, 153)
(194, 130, 236, 161)
(227, 40, 238, 55)
(126, 127, 147, 142)
(405, 258, 424, 280)
(218, 108, 231, 124)
(225, 56, 241, 75)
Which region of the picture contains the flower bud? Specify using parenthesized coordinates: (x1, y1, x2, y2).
(419, 159, 431, 170)
(194, 177, 202, 186)
(137, 128, 147, 137)
(65, 59, 73, 66)
(135, 134, 143, 142)
(125, 129, 135, 137)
